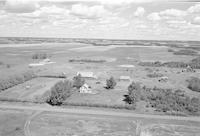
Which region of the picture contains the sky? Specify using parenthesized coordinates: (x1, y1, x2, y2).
(0, 0, 200, 41)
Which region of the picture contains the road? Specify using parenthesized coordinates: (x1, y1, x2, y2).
(0, 102, 200, 122)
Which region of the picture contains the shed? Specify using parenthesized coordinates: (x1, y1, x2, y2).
(77, 72, 97, 79)
(119, 76, 131, 81)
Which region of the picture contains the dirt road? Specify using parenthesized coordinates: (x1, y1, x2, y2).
(0, 102, 200, 122)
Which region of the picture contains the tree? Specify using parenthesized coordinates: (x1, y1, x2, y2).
(126, 82, 141, 104)
(188, 77, 200, 92)
(73, 74, 85, 89)
(47, 80, 73, 105)
(106, 76, 116, 89)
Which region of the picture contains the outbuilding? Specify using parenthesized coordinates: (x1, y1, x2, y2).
(119, 76, 131, 81)
(77, 72, 97, 79)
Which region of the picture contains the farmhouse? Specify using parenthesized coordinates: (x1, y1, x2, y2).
(77, 72, 97, 79)
(119, 76, 131, 81)
(158, 76, 168, 82)
(79, 83, 92, 93)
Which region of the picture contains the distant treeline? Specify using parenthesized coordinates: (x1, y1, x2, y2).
(0, 71, 36, 91)
(168, 49, 199, 56)
(32, 53, 49, 59)
(69, 59, 106, 63)
(139, 56, 200, 69)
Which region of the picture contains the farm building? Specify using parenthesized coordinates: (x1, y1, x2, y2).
(182, 65, 195, 73)
(79, 83, 92, 93)
(77, 72, 97, 79)
(29, 58, 55, 67)
(119, 76, 131, 81)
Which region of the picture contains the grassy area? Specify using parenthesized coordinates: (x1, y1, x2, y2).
(31, 112, 137, 136)
(0, 110, 30, 136)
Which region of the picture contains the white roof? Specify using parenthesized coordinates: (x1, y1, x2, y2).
(161, 76, 168, 79)
(120, 76, 131, 80)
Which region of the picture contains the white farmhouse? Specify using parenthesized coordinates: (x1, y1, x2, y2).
(79, 83, 92, 93)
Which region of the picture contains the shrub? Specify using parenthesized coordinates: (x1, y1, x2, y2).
(73, 74, 85, 89)
(125, 82, 141, 105)
(187, 77, 200, 92)
(32, 53, 48, 59)
(106, 76, 117, 89)
(46, 80, 73, 105)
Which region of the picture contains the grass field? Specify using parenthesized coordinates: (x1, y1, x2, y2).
(0, 109, 31, 136)
(28, 110, 200, 136)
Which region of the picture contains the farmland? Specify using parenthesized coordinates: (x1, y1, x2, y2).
(0, 38, 200, 135)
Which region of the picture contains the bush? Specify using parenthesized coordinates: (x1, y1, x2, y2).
(46, 80, 73, 105)
(125, 82, 141, 105)
(73, 74, 85, 89)
(106, 76, 116, 89)
(32, 53, 48, 59)
(187, 77, 200, 92)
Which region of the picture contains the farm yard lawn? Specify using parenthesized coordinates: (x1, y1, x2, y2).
(65, 80, 129, 106)
(0, 77, 61, 102)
